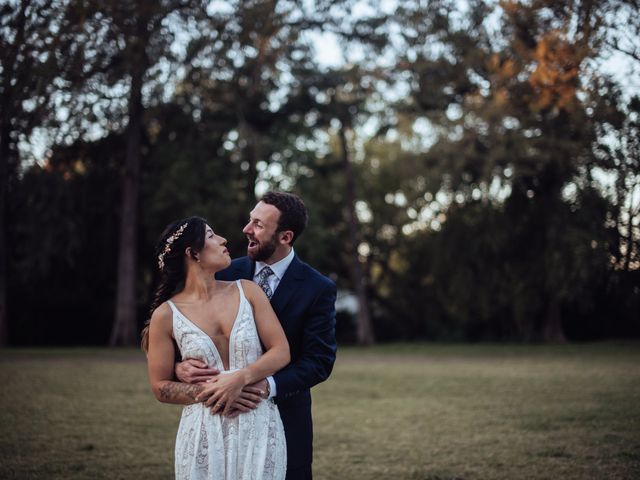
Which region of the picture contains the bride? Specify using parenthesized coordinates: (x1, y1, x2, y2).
(142, 216, 289, 479)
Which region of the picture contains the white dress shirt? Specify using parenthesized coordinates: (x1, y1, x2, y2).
(253, 248, 295, 398)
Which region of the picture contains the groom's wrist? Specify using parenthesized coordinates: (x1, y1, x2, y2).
(266, 376, 276, 399)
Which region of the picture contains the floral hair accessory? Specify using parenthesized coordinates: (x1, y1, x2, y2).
(158, 222, 189, 270)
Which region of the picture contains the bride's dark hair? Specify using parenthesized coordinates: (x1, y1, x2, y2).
(141, 216, 208, 352)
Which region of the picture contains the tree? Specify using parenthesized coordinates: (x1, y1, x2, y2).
(180, 1, 339, 216)
(391, 0, 614, 340)
(9, 134, 122, 345)
(0, 0, 95, 345)
(594, 90, 640, 272)
(5, 0, 639, 346)
(102, 1, 208, 346)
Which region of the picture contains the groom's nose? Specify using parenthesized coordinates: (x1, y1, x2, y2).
(242, 223, 252, 235)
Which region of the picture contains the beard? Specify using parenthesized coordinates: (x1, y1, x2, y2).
(247, 234, 278, 262)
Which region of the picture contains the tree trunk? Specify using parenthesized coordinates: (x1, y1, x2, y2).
(338, 125, 375, 345)
(538, 160, 567, 343)
(542, 298, 566, 343)
(237, 114, 259, 207)
(0, 0, 29, 347)
(623, 184, 638, 272)
(0, 120, 9, 347)
(109, 49, 145, 347)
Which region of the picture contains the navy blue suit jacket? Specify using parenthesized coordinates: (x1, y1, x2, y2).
(216, 255, 337, 469)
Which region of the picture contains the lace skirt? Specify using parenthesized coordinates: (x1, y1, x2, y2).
(175, 401, 286, 480)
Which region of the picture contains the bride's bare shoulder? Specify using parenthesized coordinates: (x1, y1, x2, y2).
(238, 279, 265, 300)
(150, 302, 173, 329)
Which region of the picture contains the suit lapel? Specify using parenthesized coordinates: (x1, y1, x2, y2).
(270, 256, 305, 316)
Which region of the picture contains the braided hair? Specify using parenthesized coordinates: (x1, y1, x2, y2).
(141, 216, 208, 352)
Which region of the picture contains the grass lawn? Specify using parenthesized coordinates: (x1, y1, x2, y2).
(1, 343, 639, 479)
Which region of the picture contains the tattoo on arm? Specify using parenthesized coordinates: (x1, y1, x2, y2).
(158, 382, 204, 403)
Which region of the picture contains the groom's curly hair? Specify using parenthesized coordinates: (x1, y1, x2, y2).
(261, 191, 308, 245)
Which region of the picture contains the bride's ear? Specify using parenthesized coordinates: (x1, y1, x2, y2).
(185, 247, 199, 262)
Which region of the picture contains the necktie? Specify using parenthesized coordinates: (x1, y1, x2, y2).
(257, 266, 274, 299)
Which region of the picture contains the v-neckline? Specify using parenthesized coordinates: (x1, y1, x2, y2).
(169, 281, 244, 371)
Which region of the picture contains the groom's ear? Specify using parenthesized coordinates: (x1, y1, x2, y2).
(278, 230, 294, 246)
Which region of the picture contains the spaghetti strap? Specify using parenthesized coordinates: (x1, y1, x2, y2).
(166, 299, 178, 314)
(236, 279, 247, 301)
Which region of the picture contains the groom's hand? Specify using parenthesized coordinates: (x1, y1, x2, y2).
(224, 380, 268, 418)
(175, 358, 219, 384)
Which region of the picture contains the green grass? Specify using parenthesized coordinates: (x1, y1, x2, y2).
(1, 343, 639, 479)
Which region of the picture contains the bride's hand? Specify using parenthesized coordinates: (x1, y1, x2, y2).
(195, 369, 249, 415)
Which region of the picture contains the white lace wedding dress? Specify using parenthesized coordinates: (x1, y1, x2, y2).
(167, 280, 286, 480)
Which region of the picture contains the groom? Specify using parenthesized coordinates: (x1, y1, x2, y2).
(176, 191, 337, 480)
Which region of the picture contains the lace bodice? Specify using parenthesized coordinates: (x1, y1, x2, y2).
(169, 280, 262, 372)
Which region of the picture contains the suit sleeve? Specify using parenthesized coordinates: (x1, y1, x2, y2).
(272, 280, 337, 400)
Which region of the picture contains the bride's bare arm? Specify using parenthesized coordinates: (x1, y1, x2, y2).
(196, 280, 290, 414)
(240, 279, 291, 379)
(147, 303, 204, 405)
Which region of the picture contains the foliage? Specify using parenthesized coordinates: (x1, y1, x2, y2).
(3, 0, 639, 344)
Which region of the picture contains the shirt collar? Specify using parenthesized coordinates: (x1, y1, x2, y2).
(255, 248, 295, 280)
